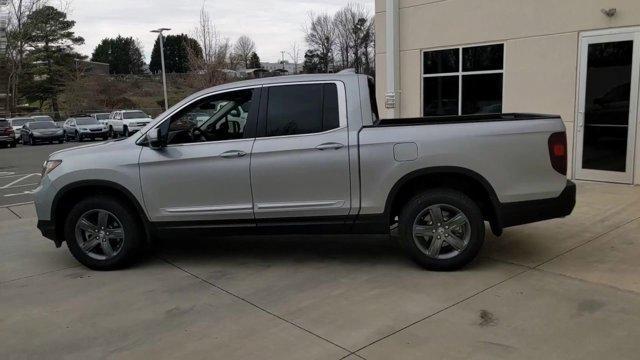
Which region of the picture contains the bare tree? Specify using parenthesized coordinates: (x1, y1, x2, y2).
(189, 3, 233, 88)
(304, 12, 336, 73)
(287, 41, 301, 74)
(233, 35, 255, 69)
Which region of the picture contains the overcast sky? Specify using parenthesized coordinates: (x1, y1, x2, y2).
(66, 0, 374, 63)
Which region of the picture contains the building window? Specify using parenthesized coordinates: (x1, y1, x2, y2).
(422, 44, 504, 116)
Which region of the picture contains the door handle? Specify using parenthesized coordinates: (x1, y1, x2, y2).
(220, 150, 247, 158)
(315, 142, 344, 150)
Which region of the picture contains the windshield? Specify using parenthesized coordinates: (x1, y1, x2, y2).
(31, 116, 54, 122)
(76, 117, 99, 125)
(30, 122, 58, 129)
(94, 113, 110, 120)
(10, 118, 31, 126)
(123, 111, 148, 119)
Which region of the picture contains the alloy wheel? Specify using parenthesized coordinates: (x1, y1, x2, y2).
(412, 204, 471, 259)
(74, 209, 125, 261)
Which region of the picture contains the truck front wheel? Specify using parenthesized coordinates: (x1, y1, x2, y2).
(398, 189, 485, 271)
(64, 196, 144, 270)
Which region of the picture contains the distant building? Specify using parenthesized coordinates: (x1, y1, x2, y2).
(75, 60, 110, 75)
(261, 62, 301, 74)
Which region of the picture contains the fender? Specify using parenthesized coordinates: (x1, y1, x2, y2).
(51, 180, 152, 241)
(382, 166, 504, 234)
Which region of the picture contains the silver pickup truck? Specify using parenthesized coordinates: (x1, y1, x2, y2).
(35, 72, 575, 271)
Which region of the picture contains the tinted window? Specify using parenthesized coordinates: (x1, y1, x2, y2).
(266, 84, 339, 137)
(0, 120, 9, 127)
(76, 117, 99, 125)
(166, 89, 255, 145)
(31, 115, 54, 122)
(462, 44, 504, 72)
(30, 122, 58, 129)
(123, 111, 148, 119)
(461, 74, 503, 114)
(10, 118, 30, 127)
(423, 76, 459, 116)
(423, 49, 459, 74)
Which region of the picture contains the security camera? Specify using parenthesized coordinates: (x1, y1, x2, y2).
(601, 8, 617, 17)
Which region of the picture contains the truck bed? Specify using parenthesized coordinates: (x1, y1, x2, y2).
(372, 113, 558, 127)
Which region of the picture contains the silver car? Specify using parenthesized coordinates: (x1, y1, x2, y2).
(34, 73, 575, 271)
(63, 116, 109, 142)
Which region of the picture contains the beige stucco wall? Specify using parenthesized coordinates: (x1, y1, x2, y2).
(375, 0, 640, 182)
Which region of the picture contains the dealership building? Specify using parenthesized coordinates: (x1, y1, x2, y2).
(375, 0, 640, 185)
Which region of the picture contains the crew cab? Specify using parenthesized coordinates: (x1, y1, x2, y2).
(106, 110, 151, 137)
(34, 72, 575, 271)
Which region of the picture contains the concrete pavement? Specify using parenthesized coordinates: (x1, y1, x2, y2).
(1, 181, 639, 359)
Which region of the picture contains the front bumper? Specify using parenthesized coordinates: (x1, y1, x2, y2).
(37, 220, 62, 247)
(33, 135, 65, 141)
(81, 130, 108, 137)
(497, 180, 576, 229)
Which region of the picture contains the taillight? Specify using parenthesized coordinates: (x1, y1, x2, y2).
(548, 132, 567, 175)
(3, 128, 13, 136)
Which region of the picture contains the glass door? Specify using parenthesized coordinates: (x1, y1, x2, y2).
(575, 31, 640, 183)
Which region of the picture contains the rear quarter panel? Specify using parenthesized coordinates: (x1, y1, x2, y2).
(358, 118, 567, 215)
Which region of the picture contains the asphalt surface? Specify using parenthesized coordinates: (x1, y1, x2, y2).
(0, 140, 105, 207)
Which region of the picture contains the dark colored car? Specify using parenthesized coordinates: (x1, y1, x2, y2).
(20, 121, 65, 145)
(0, 119, 17, 148)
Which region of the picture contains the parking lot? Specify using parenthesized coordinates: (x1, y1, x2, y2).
(0, 141, 103, 207)
(1, 143, 640, 359)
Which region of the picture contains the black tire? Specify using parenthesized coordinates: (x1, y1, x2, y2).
(398, 189, 485, 271)
(29, 135, 35, 145)
(123, 126, 129, 137)
(65, 196, 144, 270)
(58, 139, 64, 144)
(77, 131, 83, 142)
(10, 142, 16, 148)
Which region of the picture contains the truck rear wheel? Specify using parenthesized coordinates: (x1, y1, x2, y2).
(64, 196, 144, 270)
(398, 189, 484, 271)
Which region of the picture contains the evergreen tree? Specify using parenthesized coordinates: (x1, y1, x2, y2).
(149, 34, 202, 73)
(248, 52, 261, 69)
(91, 36, 145, 74)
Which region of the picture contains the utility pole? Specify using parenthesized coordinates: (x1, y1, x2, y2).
(151, 28, 171, 110)
(281, 51, 285, 70)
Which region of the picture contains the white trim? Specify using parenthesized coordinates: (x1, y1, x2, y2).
(420, 42, 505, 116)
(574, 29, 639, 184)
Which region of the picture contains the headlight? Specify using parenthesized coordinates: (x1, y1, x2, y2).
(41, 160, 62, 178)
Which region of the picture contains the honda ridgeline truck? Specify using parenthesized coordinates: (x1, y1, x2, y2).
(35, 72, 576, 271)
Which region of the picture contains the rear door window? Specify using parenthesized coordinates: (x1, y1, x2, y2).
(265, 83, 340, 137)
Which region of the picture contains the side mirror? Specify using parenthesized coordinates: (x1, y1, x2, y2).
(147, 128, 166, 150)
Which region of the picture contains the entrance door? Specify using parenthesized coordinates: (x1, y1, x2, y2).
(576, 31, 640, 183)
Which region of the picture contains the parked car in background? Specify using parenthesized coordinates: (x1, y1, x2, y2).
(34, 73, 575, 271)
(106, 110, 151, 137)
(0, 119, 17, 148)
(31, 115, 55, 123)
(63, 116, 109, 142)
(89, 113, 111, 125)
(7, 117, 32, 142)
(21, 121, 64, 145)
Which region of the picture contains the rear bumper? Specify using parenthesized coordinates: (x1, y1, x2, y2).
(497, 180, 576, 229)
(0, 136, 16, 143)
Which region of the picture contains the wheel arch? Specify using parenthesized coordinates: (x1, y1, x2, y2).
(384, 167, 503, 235)
(51, 180, 151, 243)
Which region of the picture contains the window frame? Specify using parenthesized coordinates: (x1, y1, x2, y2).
(421, 42, 505, 116)
(256, 81, 348, 139)
(144, 85, 262, 148)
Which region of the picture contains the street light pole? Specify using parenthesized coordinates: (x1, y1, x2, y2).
(151, 28, 171, 111)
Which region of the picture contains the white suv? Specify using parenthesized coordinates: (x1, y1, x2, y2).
(106, 110, 151, 137)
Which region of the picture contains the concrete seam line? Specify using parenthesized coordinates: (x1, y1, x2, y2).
(0, 265, 82, 285)
(156, 256, 354, 355)
(535, 215, 640, 269)
(7, 207, 21, 219)
(349, 267, 531, 356)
